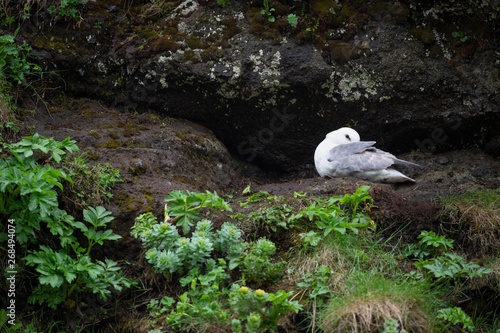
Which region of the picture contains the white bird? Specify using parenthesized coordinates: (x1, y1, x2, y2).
(314, 127, 420, 183)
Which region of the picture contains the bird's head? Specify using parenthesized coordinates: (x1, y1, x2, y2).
(325, 127, 361, 144)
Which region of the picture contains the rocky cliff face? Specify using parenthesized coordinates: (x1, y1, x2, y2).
(16, 0, 500, 174)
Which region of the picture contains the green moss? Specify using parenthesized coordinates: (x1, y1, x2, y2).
(121, 121, 141, 137)
(98, 124, 114, 129)
(109, 131, 121, 139)
(115, 192, 143, 213)
(141, 188, 156, 213)
(100, 140, 125, 148)
(221, 18, 243, 39)
(200, 45, 226, 62)
(89, 129, 100, 139)
(186, 36, 208, 49)
(410, 27, 435, 44)
(181, 49, 198, 63)
(150, 36, 182, 52)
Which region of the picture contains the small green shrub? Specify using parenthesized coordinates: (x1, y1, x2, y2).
(260, 0, 275, 22)
(0, 135, 133, 310)
(217, 0, 231, 8)
(0, 27, 41, 91)
(148, 259, 302, 332)
(164, 190, 232, 235)
(437, 307, 475, 331)
(414, 252, 491, 284)
(24, 206, 133, 308)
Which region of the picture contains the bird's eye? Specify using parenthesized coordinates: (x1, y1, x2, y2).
(345, 134, 351, 141)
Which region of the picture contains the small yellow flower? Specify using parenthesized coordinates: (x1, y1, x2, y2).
(255, 289, 265, 296)
(250, 315, 259, 321)
(161, 223, 167, 227)
(198, 231, 204, 236)
(181, 238, 187, 243)
(148, 251, 154, 256)
(231, 229, 237, 235)
(239, 286, 250, 293)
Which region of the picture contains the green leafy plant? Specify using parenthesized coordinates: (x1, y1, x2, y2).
(0, 133, 78, 245)
(246, 204, 294, 233)
(0, 27, 41, 90)
(149, 258, 301, 332)
(403, 230, 454, 259)
(382, 318, 408, 333)
(437, 307, 475, 331)
(299, 230, 322, 250)
(235, 238, 284, 285)
(24, 206, 133, 308)
(48, 0, 83, 20)
(414, 252, 491, 284)
(306, 18, 319, 32)
(287, 13, 298, 27)
(260, 0, 275, 22)
(62, 151, 121, 211)
(452, 31, 469, 42)
(217, 0, 231, 8)
(229, 284, 302, 332)
(238, 188, 280, 207)
(1, 135, 132, 310)
(164, 190, 232, 235)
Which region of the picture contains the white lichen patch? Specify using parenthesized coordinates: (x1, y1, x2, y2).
(169, 0, 199, 19)
(249, 49, 282, 88)
(432, 29, 452, 60)
(323, 63, 383, 102)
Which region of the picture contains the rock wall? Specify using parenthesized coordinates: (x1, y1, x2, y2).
(16, 0, 500, 173)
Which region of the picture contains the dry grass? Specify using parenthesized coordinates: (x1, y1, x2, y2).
(442, 189, 500, 254)
(319, 273, 435, 333)
(322, 296, 429, 333)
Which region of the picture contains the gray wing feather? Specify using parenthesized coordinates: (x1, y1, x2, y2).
(328, 141, 399, 173)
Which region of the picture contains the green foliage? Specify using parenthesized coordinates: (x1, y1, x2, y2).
(260, 0, 275, 22)
(306, 18, 319, 32)
(452, 31, 469, 42)
(164, 190, 232, 235)
(235, 238, 284, 285)
(238, 188, 280, 207)
(287, 14, 298, 27)
(217, 0, 231, 8)
(0, 133, 78, 245)
(24, 206, 133, 308)
(438, 307, 475, 331)
(297, 265, 331, 305)
(134, 204, 284, 284)
(149, 259, 302, 332)
(62, 151, 121, 209)
(299, 230, 322, 250)
(382, 318, 408, 333)
(0, 135, 132, 310)
(48, 0, 83, 20)
(414, 252, 491, 284)
(246, 204, 294, 233)
(292, 186, 375, 239)
(403, 230, 454, 259)
(229, 284, 302, 331)
(0, 27, 41, 91)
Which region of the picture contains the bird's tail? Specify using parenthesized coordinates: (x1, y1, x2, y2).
(393, 159, 421, 168)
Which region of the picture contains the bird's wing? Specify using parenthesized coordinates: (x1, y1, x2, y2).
(328, 141, 397, 173)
